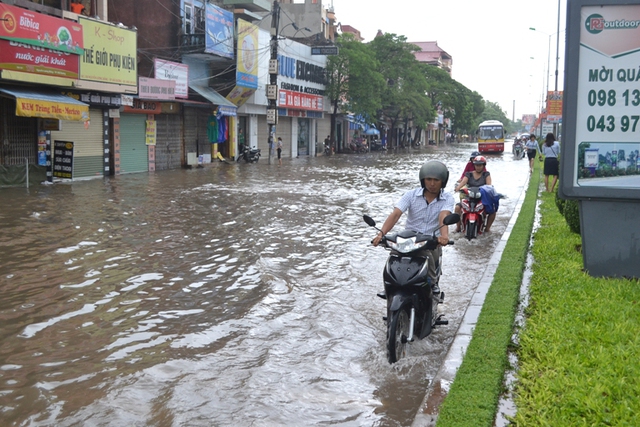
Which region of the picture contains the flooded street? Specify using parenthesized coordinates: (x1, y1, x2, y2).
(0, 142, 529, 426)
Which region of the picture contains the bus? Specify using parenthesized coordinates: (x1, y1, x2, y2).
(477, 120, 505, 153)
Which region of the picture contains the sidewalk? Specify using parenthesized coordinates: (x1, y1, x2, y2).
(411, 172, 531, 427)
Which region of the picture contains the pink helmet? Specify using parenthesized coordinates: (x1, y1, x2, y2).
(472, 155, 487, 165)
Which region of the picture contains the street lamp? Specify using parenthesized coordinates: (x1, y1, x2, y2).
(530, 26, 560, 136)
(529, 28, 552, 98)
(530, 0, 562, 136)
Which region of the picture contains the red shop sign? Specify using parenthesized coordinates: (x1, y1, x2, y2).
(0, 39, 79, 79)
(278, 89, 323, 111)
(0, 3, 84, 54)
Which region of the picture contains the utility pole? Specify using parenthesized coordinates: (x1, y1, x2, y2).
(266, 0, 280, 165)
(553, 0, 561, 138)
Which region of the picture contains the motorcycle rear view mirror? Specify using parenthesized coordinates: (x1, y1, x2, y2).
(363, 215, 376, 227)
(443, 213, 460, 225)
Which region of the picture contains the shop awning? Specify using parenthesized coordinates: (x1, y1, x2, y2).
(0, 87, 89, 121)
(189, 83, 237, 117)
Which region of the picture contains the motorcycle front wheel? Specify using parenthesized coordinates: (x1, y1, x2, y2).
(466, 221, 478, 240)
(387, 304, 411, 363)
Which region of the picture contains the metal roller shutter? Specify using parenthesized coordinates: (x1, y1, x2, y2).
(119, 114, 148, 174)
(184, 107, 215, 162)
(257, 118, 269, 153)
(184, 107, 198, 158)
(197, 109, 213, 158)
(155, 114, 182, 170)
(50, 107, 103, 179)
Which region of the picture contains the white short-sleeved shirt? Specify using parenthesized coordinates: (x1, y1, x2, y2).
(541, 141, 560, 158)
(395, 188, 455, 236)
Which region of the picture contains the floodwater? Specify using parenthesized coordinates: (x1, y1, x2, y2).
(0, 142, 529, 426)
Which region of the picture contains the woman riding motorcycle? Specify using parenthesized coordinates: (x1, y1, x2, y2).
(453, 156, 496, 233)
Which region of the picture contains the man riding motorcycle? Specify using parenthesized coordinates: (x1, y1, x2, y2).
(373, 161, 455, 293)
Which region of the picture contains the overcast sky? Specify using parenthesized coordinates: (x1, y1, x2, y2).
(328, 0, 567, 122)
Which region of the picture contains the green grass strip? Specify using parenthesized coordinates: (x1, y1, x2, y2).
(513, 192, 640, 426)
(435, 164, 542, 427)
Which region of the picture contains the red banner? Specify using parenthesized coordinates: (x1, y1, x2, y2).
(278, 89, 323, 111)
(0, 39, 79, 78)
(0, 3, 83, 54)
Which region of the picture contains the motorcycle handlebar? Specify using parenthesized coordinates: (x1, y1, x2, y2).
(370, 235, 454, 247)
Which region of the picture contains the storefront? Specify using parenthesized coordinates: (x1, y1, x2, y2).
(189, 83, 237, 160)
(49, 107, 104, 179)
(0, 94, 37, 169)
(154, 108, 183, 171)
(115, 99, 162, 174)
(117, 113, 147, 174)
(0, 86, 90, 185)
(183, 106, 214, 165)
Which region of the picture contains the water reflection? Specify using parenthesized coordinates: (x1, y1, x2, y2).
(0, 144, 528, 426)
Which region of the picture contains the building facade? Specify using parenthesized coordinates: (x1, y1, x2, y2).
(0, 0, 338, 186)
(0, 0, 139, 185)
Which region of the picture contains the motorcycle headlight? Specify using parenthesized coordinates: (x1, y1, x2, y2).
(387, 236, 426, 253)
(468, 189, 482, 198)
(474, 203, 485, 212)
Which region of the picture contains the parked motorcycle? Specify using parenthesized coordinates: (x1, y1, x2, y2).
(364, 213, 460, 364)
(349, 138, 368, 153)
(459, 186, 486, 240)
(237, 146, 261, 163)
(324, 141, 332, 156)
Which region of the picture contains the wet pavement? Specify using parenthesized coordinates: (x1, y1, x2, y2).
(0, 142, 529, 426)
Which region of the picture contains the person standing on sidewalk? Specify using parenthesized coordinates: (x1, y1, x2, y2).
(525, 134, 540, 173)
(277, 137, 283, 166)
(541, 133, 560, 192)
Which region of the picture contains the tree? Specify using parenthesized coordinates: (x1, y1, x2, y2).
(325, 33, 385, 150)
(478, 100, 510, 127)
(421, 64, 484, 141)
(369, 33, 431, 148)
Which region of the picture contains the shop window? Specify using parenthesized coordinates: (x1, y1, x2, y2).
(195, 6, 205, 32)
(69, 1, 90, 15)
(32, 0, 61, 8)
(184, 4, 192, 34)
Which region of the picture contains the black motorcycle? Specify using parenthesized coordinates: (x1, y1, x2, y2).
(237, 145, 261, 163)
(364, 213, 460, 364)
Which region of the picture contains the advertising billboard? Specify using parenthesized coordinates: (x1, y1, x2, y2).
(204, 3, 233, 59)
(0, 39, 79, 78)
(78, 18, 137, 87)
(0, 3, 83, 54)
(561, 0, 640, 278)
(154, 59, 188, 99)
(561, 1, 640, 198)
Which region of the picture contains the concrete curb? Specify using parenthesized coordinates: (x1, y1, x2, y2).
(411, 173, 531, 427)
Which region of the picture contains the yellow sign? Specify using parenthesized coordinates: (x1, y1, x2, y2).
(226, 85, 255, 107)
(145, 120, 156, 145)
(16, 98, 89, 121)
(236, 19, 258, 89)
(79, 18, 137, 87)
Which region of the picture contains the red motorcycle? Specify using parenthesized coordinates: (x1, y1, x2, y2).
(459, 186, 486, 240)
